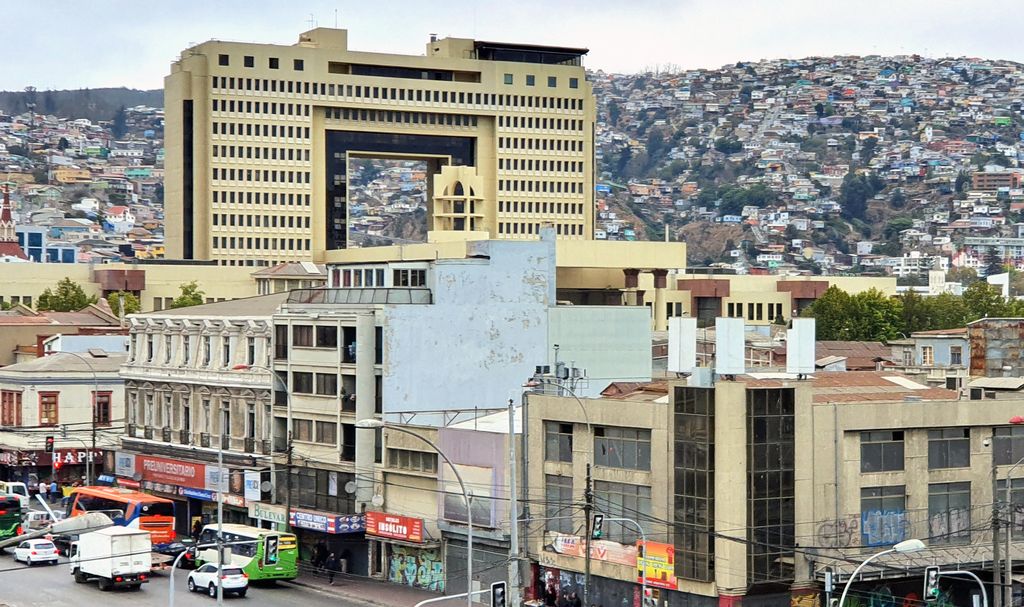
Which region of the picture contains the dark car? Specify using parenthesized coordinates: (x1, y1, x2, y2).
(155, 537, 198, 569)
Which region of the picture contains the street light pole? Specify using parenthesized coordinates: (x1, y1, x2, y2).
(356, 420, 473, 607)
(46, 350, 99, 485)
(837, 539, 926, 607)
(603, 517, 648, 607)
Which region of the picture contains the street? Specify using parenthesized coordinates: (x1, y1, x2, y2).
(0, 549, 365, 607)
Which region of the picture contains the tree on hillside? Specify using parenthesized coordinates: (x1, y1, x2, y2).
(169, 281, 206, 309)
(946, 266, 978, 286)
(839, 173, 871, 220)
(984, 247, 1005, 278)
(962, 281, 1010, 319)
(861, 136, 879, 163)
(111, 105, 128, 139)
(36, 278, 98, 312)
(107, 291, 141, 317)
(714, 137, 743, 154)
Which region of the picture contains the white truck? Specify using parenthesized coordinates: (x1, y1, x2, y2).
(69, 527, 152, 591)
(0, 481, 29, 511)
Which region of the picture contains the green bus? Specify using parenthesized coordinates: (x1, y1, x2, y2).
(0, 497, 22, 542)
(196, 524, 298, 582)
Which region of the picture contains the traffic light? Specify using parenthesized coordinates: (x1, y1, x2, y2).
(643, 588, 655, 607)
(44, 436, 54, 453)
(591, 514, 604, 539)
(265, 535, 279, 564)
(923, 566, 940, 602)
(53, 460, 62, 471)
(491, 581, 507, 607)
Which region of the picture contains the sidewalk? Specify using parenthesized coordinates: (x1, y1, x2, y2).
(287, 567, 444, 607)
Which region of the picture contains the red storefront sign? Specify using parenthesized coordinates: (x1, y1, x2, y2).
(54, 449, 104, 465)
(137, 455, 205, 488)
(365, 511, 424, 543)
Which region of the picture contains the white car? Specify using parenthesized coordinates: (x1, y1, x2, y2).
(187, 564, 248, 598)
(14, 539, 59, 566)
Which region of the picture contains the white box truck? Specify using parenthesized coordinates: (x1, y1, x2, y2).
(69, 527, 152, 591)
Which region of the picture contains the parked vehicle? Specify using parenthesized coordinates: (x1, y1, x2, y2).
(69, 527, 151, 591)
(13, 539, 59, 565)
(187, 563, 248, 598)
(65, 487, 175, 548)
(0, 482, 29, 510)
(24, 510, 63, 530)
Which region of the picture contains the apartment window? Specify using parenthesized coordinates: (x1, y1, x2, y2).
(861, 485, 905, 513)
(593, 481, 651, 544)
(902, 349, 913, 366)
(544, 421, 573, 462)
(274, 325, 288, 360)
(293, 59, 304, 71)
(268, 57, 279, 69)
(39, 392, 59, 426)
(293, 325, 313, 347)
(220, 402, 231, 437)
(503, 73, 513, 85)
(675, 386, 714, 581)
(202, 336, 212, 366)
(292, 371, 314, 394)
(315, 373, 337, 396)
(921, 346, 934, 366)
(747, 388, 795, 583)
(387, 448, 438, 473)
(0, 390, 22, 426)
(146, 334, 154, 362)
(545, 475, 574, 534)
(246, 403, 256, 440)
(950, 345, 963, 366)
(315, 421, 337, 444)
(244, 55, 254, 68)
(569, 77, 579, 89)
(928, 428, 970, 469)
(994, 426, 1024, 465)
(928, 482, 971, 544)
(164, 334, 173, 363)
(222, 335, 231, 367)
(547, 76, 557, 87)
(315, 326, 338, 348)
(218, 54, 229, 66)
(247, 336, 256, 366)
(393, 269, 426, 287)
(526, 75, 535, 86)
(93, 392, 112, 427)
(183, 398, 191, 433)
(593, 426, 651, 471)
(293, 419, 313, 442)
(860, 431, 904, 472)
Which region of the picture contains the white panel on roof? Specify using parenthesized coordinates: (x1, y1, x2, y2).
(668, 317, 697, 373)
(786, 318, 816, 374)
(715, 317, 746, 375)
(882, 375, 928, 390)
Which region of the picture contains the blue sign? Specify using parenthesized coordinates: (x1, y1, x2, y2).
(182, 488, 215, 501)
(289, 509, 365, 534)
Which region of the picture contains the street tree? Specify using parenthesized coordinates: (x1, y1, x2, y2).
(169, 281, 206, 309)
(36, 278, 98, 312)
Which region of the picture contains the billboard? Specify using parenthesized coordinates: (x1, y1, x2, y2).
(637, 540, 678, 590)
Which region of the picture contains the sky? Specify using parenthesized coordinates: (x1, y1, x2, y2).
(2, 0, 1022, 91)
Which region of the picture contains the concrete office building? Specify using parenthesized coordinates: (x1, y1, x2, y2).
(165, 28, 594, 266)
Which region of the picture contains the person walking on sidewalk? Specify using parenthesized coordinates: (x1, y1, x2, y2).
(325, 552, 340, 586)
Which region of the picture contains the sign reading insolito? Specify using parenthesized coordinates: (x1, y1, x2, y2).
(365, 511, 424, 543)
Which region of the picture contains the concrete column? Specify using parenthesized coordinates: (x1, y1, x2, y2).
(355, 312, 377, 510)
(652, 270, 669, 332)
(623, 268, 640, 306)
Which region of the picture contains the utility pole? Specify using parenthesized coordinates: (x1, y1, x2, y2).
(583, 463, 593, 607)
(507, 398, 521, 607)
(994, 464, 1003, 607)
(217, 404, 225, 606)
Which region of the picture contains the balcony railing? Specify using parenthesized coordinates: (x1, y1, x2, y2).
(261, 439, 272, 456)
(221, 436, 231, 451)
(200, 433, 211, 448)
(162, 427, 172, 442)
(179, 429, 191, 445)
(244, 438, 256, 453)
(144, 426, 154, 440)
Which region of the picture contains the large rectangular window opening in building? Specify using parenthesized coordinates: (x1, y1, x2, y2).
(544, 475, 574, 534)
(544, 421, 573, 463)
(927, 428, 970, 469)
(746, 388, 795, 585)
(674, 386, 714, 582)
(860, 430, 904, 472)
(347, 158, 429, 248)
(928, 481, 971, 544)
(593, 426, 651, 471)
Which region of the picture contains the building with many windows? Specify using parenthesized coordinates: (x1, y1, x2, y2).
(164, 27, 595, 266)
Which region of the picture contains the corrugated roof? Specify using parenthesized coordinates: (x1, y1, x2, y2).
(134, 292, 289, 317)
(967, 377, 1024, 390)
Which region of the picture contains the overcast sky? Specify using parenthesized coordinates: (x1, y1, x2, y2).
(2, 0, 1021, 91)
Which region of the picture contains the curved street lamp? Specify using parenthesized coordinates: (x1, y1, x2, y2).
(837, 538, 927, 607)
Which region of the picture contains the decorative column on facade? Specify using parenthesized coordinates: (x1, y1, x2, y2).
(652, 269, 669, 331)
(623, 268, 641, 306)
(354, 313, 377, 510)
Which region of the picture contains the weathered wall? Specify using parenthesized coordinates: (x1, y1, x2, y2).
(547, 306, 652, 397)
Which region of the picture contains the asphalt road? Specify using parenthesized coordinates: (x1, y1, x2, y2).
(0, 548, 362, 607)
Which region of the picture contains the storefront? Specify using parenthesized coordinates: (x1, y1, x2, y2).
(248, 501, 288, 531)
(288, 508, 367, 575)
(1, 448, 106, 486)
(366, 511, 444, 592)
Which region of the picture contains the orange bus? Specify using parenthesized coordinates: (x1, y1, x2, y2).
(65, 487, 176, 547)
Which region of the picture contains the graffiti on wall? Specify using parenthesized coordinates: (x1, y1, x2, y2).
(388, 545, 444, 592)
(927, 508, 971, 544)
(861, 510, 911, 547)
(817, 516, 860, 548)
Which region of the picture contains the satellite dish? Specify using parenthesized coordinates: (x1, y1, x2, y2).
(260, 481, 272, 492)
(132, 472, 143, 482)
(371, 494, 384, 508)
(344, 481, 357, 494)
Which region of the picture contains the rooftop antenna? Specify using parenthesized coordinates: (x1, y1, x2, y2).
(334, 8, 338, 28)
(307, 13, 316, 29)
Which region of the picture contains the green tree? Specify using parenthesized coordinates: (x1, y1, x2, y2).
(107, 291, 141, 317)
(954, 172, 970, 193)
(946, 266, 978, 286)
(607, 101, 620, 126)
(963, 281, 1009, 320)
(814, 102, 825, 118)
(801, 286, 855, 340)
(714, 137, 743, 154)
(36, 278, 98, 312)
(57, 136, 69, 150)
(925, 292, 969, 329)
(861, 136, 879, 163)
(169, 281, 206, 309)
(111, 105, 128, 139)
(984, 247, 1005, 278)
(803, 287, 902, 340)
(839, 173, 871, 220)
(890, 188, 906, 209)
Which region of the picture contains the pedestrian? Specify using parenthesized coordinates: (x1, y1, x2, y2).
(49, 479, 57, 503)
(313, 540, 327, 572)
(38, 480, 48, 503)
(191, 519, 203, 539)
(325, 552, 340, 585)
(569, 591, 582, 607)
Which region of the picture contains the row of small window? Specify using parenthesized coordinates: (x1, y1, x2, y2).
(213, 214, 310, 229)
(212, 144, 311, 162)
(545, 475, 651, 543)
(212, 98, 310, 117)
(497, 179, 585, 195)
(0, 295, 31, 307)
(545, 422, 652, 471)
(498, 222, 585, 236)
(287, 325, 356, 354)
(497, 114, 585, 132)
(292, 418, 348, 446)
(220, 259, 279, 266)
(498, 201, 585, 215)
(211, 167, 311, 184)
(137, 333, 260, 368)
(212, 190, 311, 206)
(860, 428, 1003, 472)
(1, 390, 112, 427)
(290, 371, 349, 397)
(326, 107, 478, 128)
(498, 158, 583, 174)
(211, 121, 311, 140)
(860, 482, 972, 545)
(725, 302, 785, 322)
(212, 236, 311, 251)
(151, 296, 230, 311)
(217, 54, 303, 71)
(498, 137, 584, 153)
(502, 73, 579, 90)
(387, 448, 437, 473)
(212, 72, 586, 111)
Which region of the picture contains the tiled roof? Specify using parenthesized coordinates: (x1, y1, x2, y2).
(742, 370, 960, 403)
